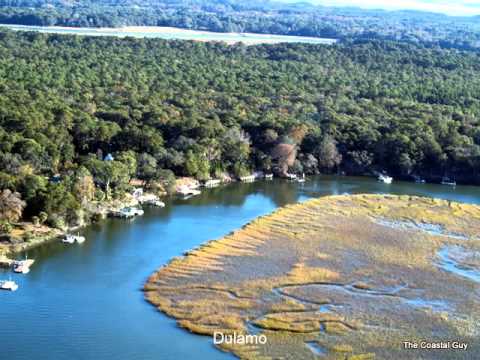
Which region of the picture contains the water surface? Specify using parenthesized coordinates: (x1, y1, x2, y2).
(1, 176, 479, 360)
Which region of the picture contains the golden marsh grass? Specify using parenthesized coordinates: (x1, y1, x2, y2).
(145, 195, 480, 359)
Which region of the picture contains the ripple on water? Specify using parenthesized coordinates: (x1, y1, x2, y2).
(437, 245, 480, 283)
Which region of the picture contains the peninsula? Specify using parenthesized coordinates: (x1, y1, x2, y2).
(145, 194, 480, 359)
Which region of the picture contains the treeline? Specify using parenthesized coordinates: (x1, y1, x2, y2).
(0, 31, 480, 229)
(0, 0, 479, 50)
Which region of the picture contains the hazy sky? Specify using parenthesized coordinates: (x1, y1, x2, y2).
(281, 0, 480, 16)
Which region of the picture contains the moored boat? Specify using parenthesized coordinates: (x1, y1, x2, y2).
(441, 177, 456, 186)
(378, 174, 393, 184)
(13, 258, 35, 274)
(116, 207, 145, 218)
(177, 185, 202, 197)
(296, 173, 306, 183)
(0, 279, 18, 291)
(62, 234, 86, 244)
(413, 175, 426, 183)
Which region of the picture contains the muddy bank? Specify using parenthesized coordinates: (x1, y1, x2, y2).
(145, 194, 480, 359)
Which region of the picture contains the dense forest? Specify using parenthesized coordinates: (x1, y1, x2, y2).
(0, 0, 479, 49)
(0, 30, 480, 229)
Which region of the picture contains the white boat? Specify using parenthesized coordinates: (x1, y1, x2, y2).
(264, 174, 273, 180)
(378, 174, 393, 184)
(0, 279, 18, 291)
(142, 198, 165, 207)
(13, 258, 35, 274)
(62, 234, 86, 244)
(441, 177, 456, 186)
(13, 264, 29, 274)
(118, 207, 145, 218)
(286, 173, 297, 180)
(151, 200, 165, 207)
(177, 186, 201, 196)
(297, 173, 306, 183)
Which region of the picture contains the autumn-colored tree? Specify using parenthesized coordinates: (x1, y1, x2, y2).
(271, 143, 297, 176)
(0, 189, 26, 223)
(74, 167, 96, 205)
(317, 135, 342, 171)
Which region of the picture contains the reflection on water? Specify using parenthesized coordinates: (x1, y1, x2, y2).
(1, 176, 480, 360)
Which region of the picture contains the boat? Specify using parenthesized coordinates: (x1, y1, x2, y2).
(297, 173, 306, 183)
(378, 174, 393, 184)
(142, 198, 165, 207)
(0, 279, 18, 291)
(441, 177, 456, 186)
(117, 207, 145, 218)
(264, 174, 273, 180)
(286, 173, 297, 181)
(177, 186, 202, 197)
(62, 234, 86, 244)
(414, 175, 426, 184)
(13, 258, 35, 274)
(151, 200, 165, 207)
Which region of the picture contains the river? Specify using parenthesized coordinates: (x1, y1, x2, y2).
(1, 176, 479, 360)
(0, 24, 337, 45)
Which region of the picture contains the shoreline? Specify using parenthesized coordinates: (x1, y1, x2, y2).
(0, 194, 143, 263)
(1, 173, 478, 263)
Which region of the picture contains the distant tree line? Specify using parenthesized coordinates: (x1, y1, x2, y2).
(0, 31, 479, 228)
(0, 0, 479, 50)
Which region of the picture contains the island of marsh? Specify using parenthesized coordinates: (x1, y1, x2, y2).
(145, 194, 480, 359)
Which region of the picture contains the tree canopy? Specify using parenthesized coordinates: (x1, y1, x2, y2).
(0, 31, 479, 226)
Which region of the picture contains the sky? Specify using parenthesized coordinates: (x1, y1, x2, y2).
(280, 0, 480, 16)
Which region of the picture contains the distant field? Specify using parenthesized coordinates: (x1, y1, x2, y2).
(0, 24, 337, 45)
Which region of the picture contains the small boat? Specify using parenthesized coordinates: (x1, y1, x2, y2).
(286, 173, 297, 181)
(62, 234, 86, 244)
(297, 173, 306, 183)
(152, 200, 165, 207)
(412, 175, 426, 183)
(378, 174, 393, 184)
(13, 258, 35, 274)
(117, 207, 145, 218)
(441, 177, 456, 186)
(0, 279, 18, 291)
(13, 263, 29, 274)
(264, 174, 273, 180)
(177, 186, 201, 197)
(142, 199, 165, 207)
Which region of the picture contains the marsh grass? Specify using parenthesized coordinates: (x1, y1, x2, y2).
(145, 195, 480, 359)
